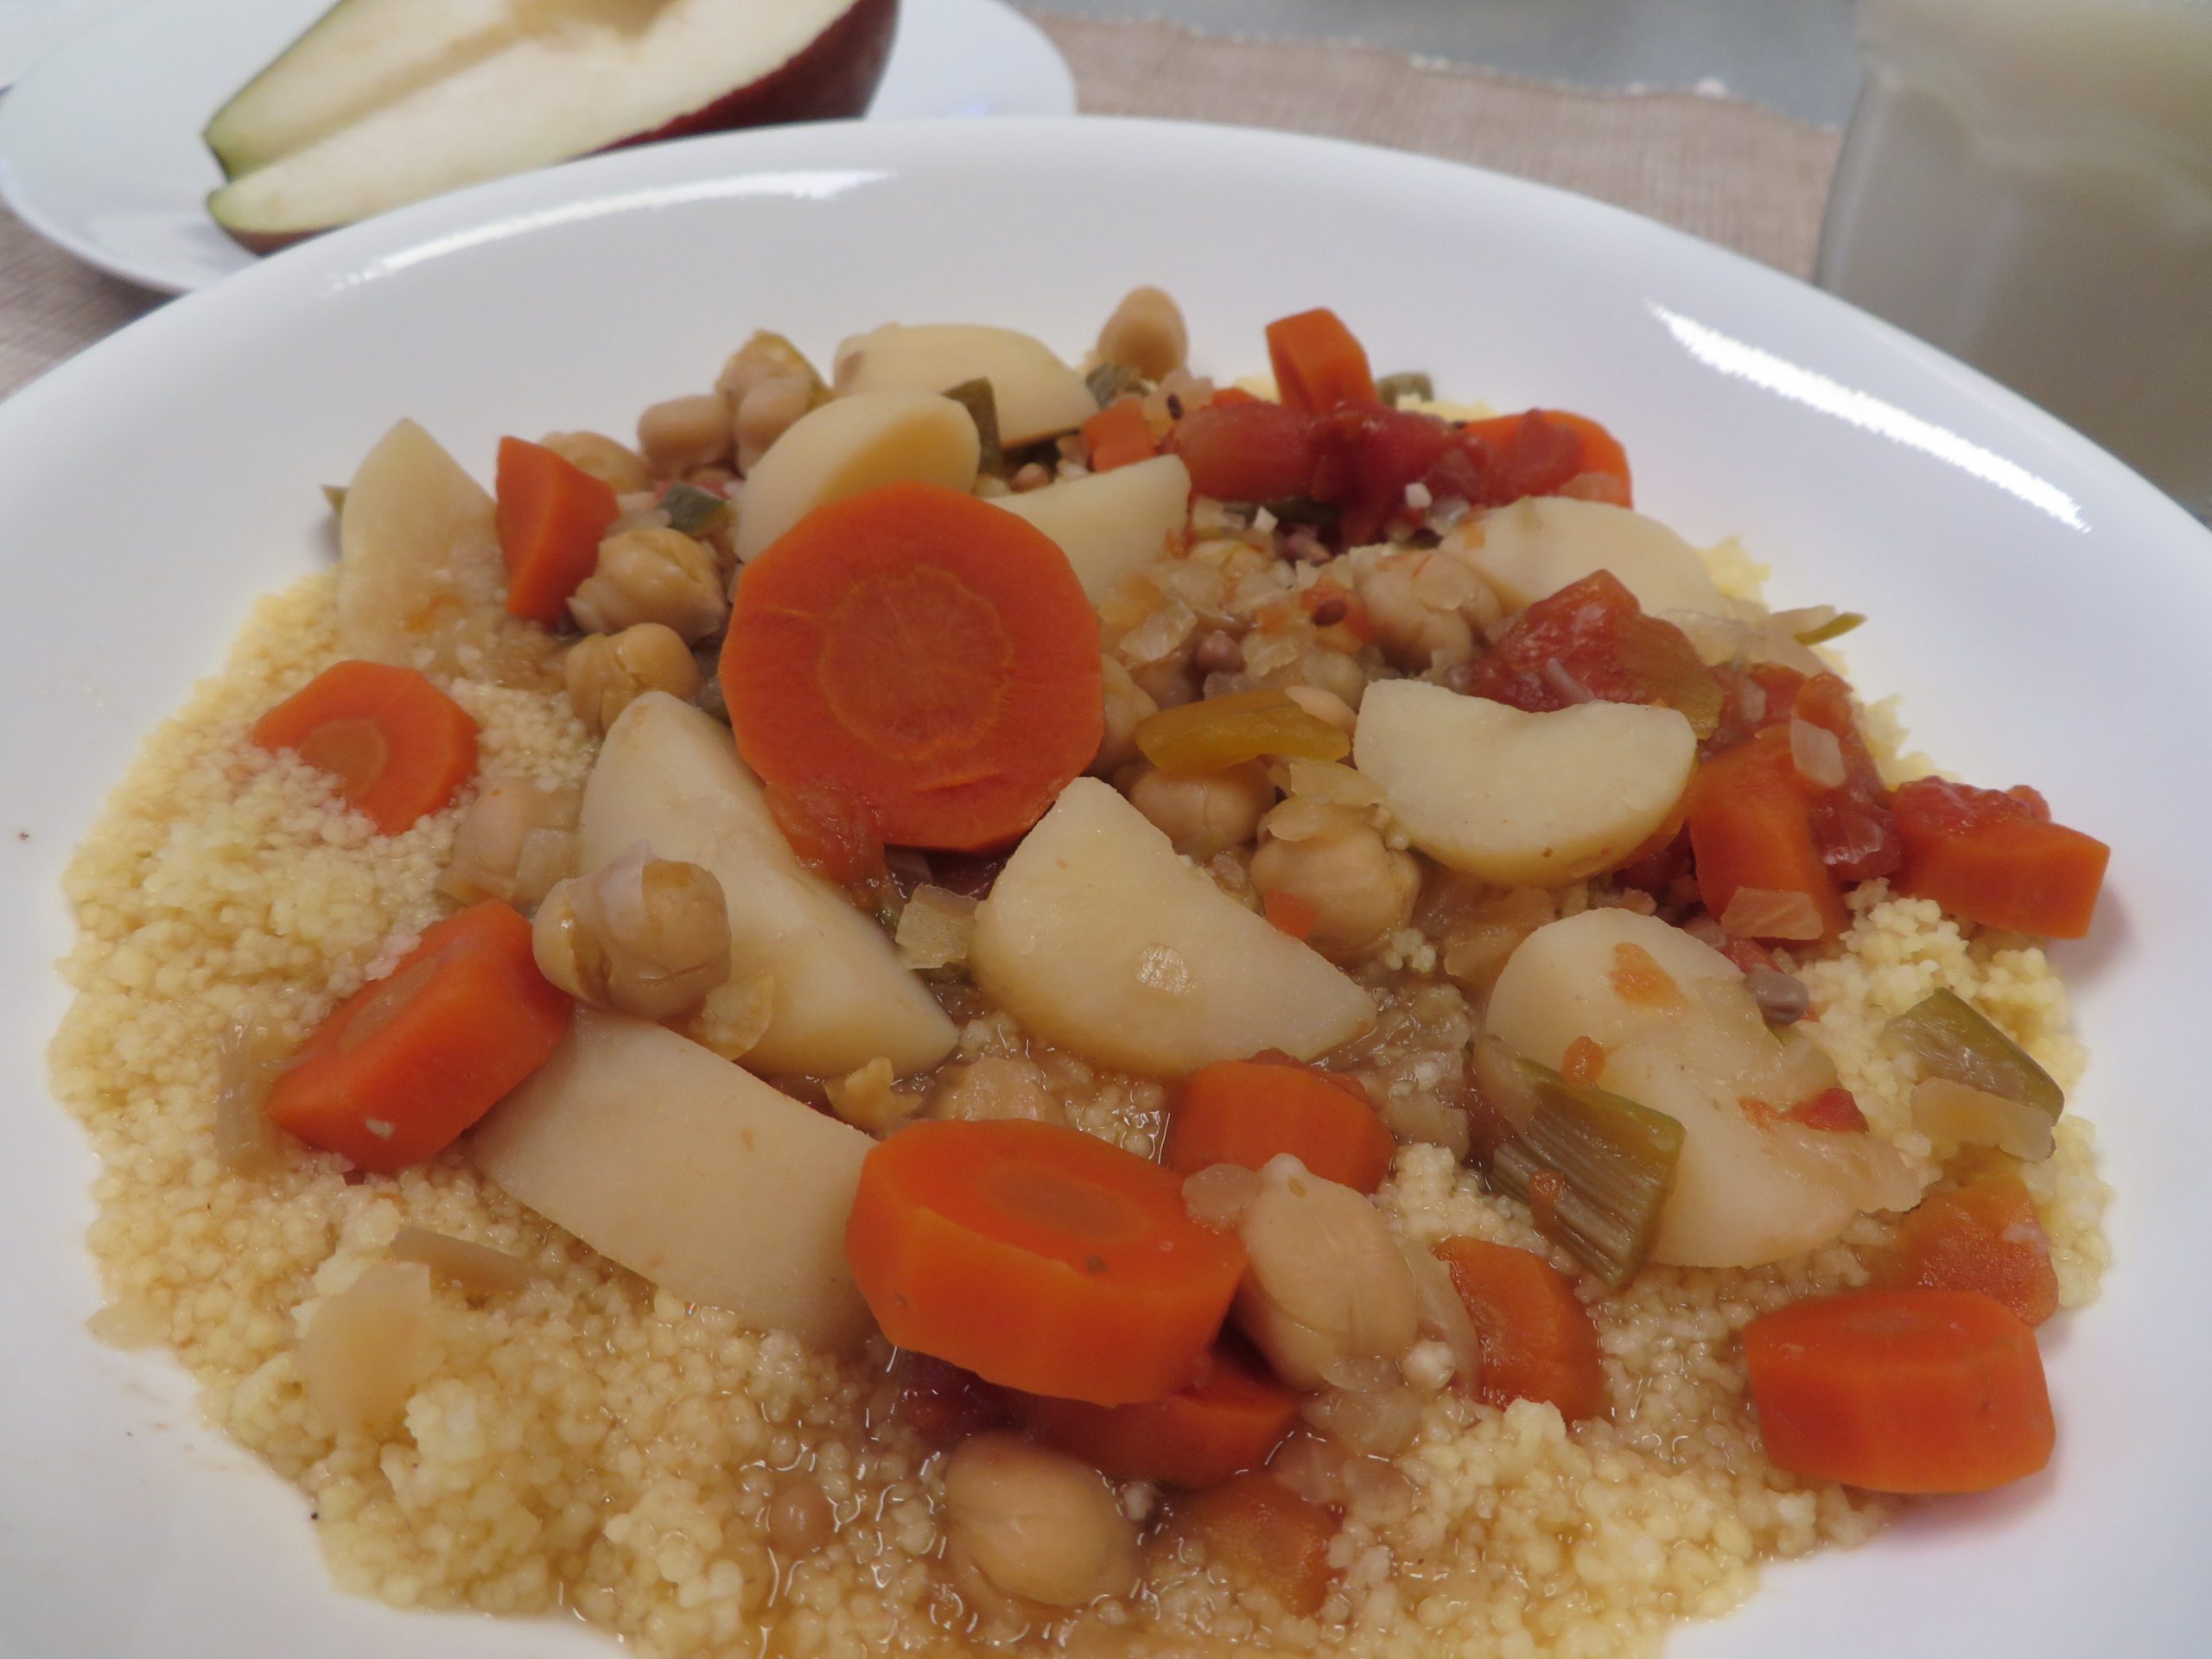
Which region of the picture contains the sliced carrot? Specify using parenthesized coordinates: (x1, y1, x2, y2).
(1164, 1058, 1396, 1194)
(1872, 1173, 2058, 1327)
(1262, 888, 1318, 941)
(1265, 308, 1376, 413)
(494, 435, 620, 626)
(265, 900, 570, 1173)
(1082, 397, 1158, 472)
(1687, 726, 1850, 940)
(1744, 1287, 2054, 1493)
(251, 658, 479, 834)
(1166, 1472, 1339, 1614)
(1018, 1343, 1300, 1487)
(1459, 410, 1633, 504)
(1434, 1236, 1607, 1421)
(1892, 777, 2108, 938)
(721, 480, 1103, 852)
(843, 1119, 1247, 1405)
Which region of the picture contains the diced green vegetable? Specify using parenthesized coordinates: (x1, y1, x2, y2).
(322, 484, 347, 515)
(1793, 610, 1866, 646)
(659, 482, 729, 537)
(1479, 1052, 1684, 1288)
(1086, 362, 1147, 407)
(1883, 988, 2063, 1120)
(941, 377, 1004, 474)
(1375, 372, 1434, 406)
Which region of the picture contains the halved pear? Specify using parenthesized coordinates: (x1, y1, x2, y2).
(834, 324, 1099, 447)
(1450, 496, 1726, 616)
(578, 693, 957, 1077)
(969, 778, 1374, 1076)
(1353, 680, 1693, 887)
(734, 389, 980, 562)
(992, 454, 1191, 605)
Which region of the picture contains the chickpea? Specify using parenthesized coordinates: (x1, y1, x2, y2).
(942, 1433, 1139, 1608)
(1355, 555, 1475, 673)
(1091, 656, 1159, 776)
(436, 776, 582, 909)
(1294, 645, 1369, 711)
(1122, 761, 1274, 858)
(565, 623, 702, 734)
(533, 845, 731, 1020)
(1249, 803, 1420, 961)
(734, 375, 815, 474)
(569, 526, 728, 642)
(1096, 285, 1189, 382)
(716, 330, 823, 414)
(927, 1056, 1069, 1127)
(1232, 1156, 1418, 1390)
(539, 430, 652, 495)
(636, 393, 734, 478)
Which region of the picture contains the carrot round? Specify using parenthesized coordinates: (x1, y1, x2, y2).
(1744, 1287, 2055, 1493)
(1018, 1343, 1300, 1487)
(251, 658, 479, 834)
(843, 1119, 1247, 1405)
(1872, 1173, 2058, 1327)
(265, 900, 570, 1173)
(1434, 1236, 1607, 1421)
(1892, 777, 2108, 938)
(721, 480, 1103, 852)
(1166, 1472, 1339, 1615)
(494, 435, 621, 626)
(1265, 308, 1376, 413)
(1083, 397, 1158, 473)
(1164, 1058, 1396, 1194)
(1687, 726, 1850, 940)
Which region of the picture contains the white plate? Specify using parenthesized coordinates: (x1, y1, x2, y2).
(0, 0, 1075, 293)
(0, 117, 2203, 1659)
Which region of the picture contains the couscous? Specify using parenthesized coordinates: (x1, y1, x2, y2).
(53, 294, 2111, 1659)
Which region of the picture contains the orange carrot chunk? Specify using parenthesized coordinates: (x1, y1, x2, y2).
(843, 1119, 1247, 1405)
(1687, 726, 1850, 941)
(494, 436, 620, 626)
(1744, 1287, 2054, 1493)
(1164, 1058, 1396, 1194)
(1265, 308, 1376, 413)
(251, 658, 479, 834)
(1872, 1173, 2059, 1327)
(1892, 778, 2108, 938)
(1019, 1343, 1301, 1488)
(265, 900, 571, 1173)
(721, 480, 1103, 852)
(1082, 397, 1158, 472)
(1434, 1236, 1607, 1422)
(1166, 1472, 1340, 1615)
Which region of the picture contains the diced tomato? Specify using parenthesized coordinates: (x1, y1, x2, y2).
(1452, 410, 1630, 505)
(1872, 1173, 2059, 1327)
(1784, 1087, 1870, 1132)
(1686, 726, 1852, 940)
(766, 776, 887, 887)
(1462, 570, 1720, 730)
(1309, 402, 1453, 544)
(1790, 674, 1904, 882)
(1168, 401, 1322, 503)
(1706, 662, 1808, 754)
(1892, 777, 2109, 938)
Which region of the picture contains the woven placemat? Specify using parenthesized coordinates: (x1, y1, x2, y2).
(0, 10, 1840, 403)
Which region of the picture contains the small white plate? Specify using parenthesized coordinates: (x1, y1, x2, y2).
(0, 0, 1075, 294)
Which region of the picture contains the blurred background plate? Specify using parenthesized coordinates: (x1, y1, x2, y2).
(0, 0, 1075, 294)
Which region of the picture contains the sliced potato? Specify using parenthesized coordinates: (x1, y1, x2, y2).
(579, 694, 956, 1077)
(1488, 910, 1921, 1268)
(834, 323, 1097, 447)
(969, 778, 1374, 1075)
(473, 1009, 874, 1350)
(1448, 496, 1726, 617)
(734, 389, 979, 562)
(992, 454, 1192, 605)
(337, 418, 560, 689)
(1353, 680, 1694, 887)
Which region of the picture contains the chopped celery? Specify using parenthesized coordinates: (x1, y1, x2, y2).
(940, 378, 1003, 474)
(659, 482, 728, 537)
(1792, 610, 1866, 646)
(321, 484, 346, 515)
(1375, 372, 1435, 406)
(1135, 689, 1351, 775)
(1483, 1057, 1684, 1287)
(1086, 362, 1147, 407)
(1884, 988, 2063, 1120)
(1612, 619, 1724, 739)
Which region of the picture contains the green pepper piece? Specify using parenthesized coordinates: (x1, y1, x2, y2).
(1883, 988, 2063, 1120)
(1375, 372, 1435, 406)
(659, 482, 729, 537)
(1794, 611, 1866, 646)
(321, 484, 346, 515)
(1086, 362, 1147, 407)
(942, 378, 1003, 474)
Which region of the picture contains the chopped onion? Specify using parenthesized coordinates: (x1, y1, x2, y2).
(1267, 1432, 1351, 1504)
(391, 1226, 537, 1296)
(1541, 658, 1595, 703)
(1182, 1161, 1262, 1230)
(1301, 1381, 1423, 1456)
(1241, 627, 1303, 677)
(1409, 550, 1484, 611)
(1719, 886, 1826, 942)
(679, 969, 776, 1063)
(1911, 1077, 2056, 1162)
(213, 1007, 292, 1174)
(1116, 595, 1198, 666)
(1273, 757, 1385, 808)
(893, 885, 978, 972)
(296, 1262, 433, 1435)
(1259, 795, 1351, 845)
(1789, 719, 1847, 791)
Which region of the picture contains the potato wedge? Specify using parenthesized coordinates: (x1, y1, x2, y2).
(1353, 680, 1694, 887)
(992, 454, 1192, 605)
(834, 323, 1097, 447)
(1449, 496, 1726, 617)
(474, 1009, 874, 1350)
(969, 778, 1374, 1075)
(734, 389, 979, 562)
(579, 693, 957, 1077)
(337, 418, 560, 690)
